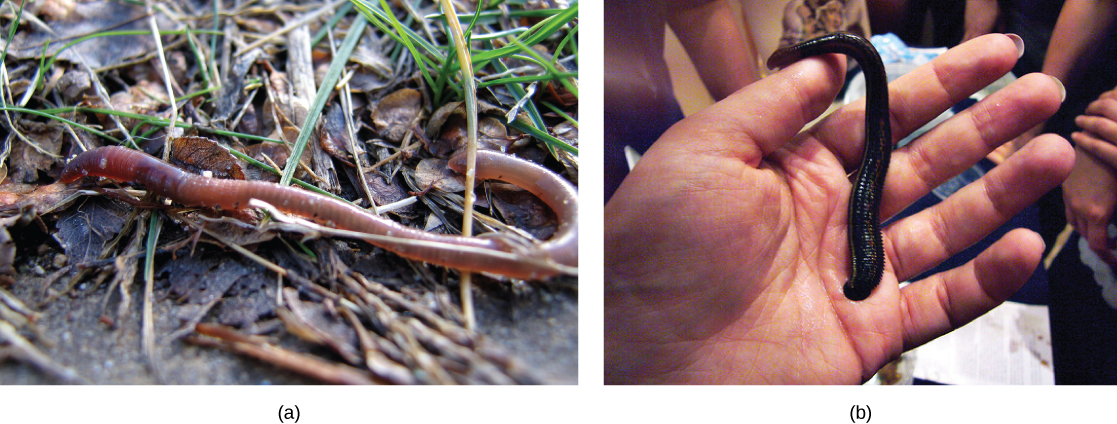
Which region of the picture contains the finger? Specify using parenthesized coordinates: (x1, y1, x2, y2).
(900, 228, 1042, 349)
(1076, 216, 1090, 244)
(1076, 115, 1117, 143)
(882, 73, 1064, 218)
(656, 52, 845, 167)
(810, 33, 1022, 170)
(1084, 97, 1117, 120)
(1086, 219, 1112, 254)
(884, 134, 1073, 281)
(1100, 89, 1117, 102)
(1072, 130, 1117, 166)
(1065, 203, 1079, 238)
(1072, 210, 1088, 244)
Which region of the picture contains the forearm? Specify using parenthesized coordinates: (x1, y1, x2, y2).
(1043, 0, 1117, 81)
(962, 0, 999, 42)
(667, 0, 760, 101)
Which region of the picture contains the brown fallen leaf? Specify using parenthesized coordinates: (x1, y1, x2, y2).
(413, 158, 465, 193)
(0, 0, 172, 69)
(10, 119, 64, 183)
(243, 142, 292, 183)
(56, 69, 92, 103)
(434, 115, 525, 156)
(170, 136, 246, 180)
(215, 271, 275, 328)
(320, 102, 356, 163)
(490, 182, 558, 241)
(371, 88, 421, 143)
(0, 180, 78, 216)
(0, 209, 32, 286)
(159, 253, 252, 304)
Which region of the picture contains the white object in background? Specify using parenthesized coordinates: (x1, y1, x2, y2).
(624, 146, 642, 171)
(911, 301, 1054, 385)
(1077, 223, 1117, 310)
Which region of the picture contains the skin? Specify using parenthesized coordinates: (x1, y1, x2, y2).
(60, 146, 578, 280)
(668, 0, 761, 101)
(1069, 88, 1117, 263)
(965, 0, 1117, 164)
(604, 34, 1073, 384)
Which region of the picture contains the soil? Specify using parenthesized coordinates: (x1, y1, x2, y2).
(0, 233, 577, 384)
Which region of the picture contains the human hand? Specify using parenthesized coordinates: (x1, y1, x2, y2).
(604, 34, 1072, 384)
(987, 124, 1042, 164)
(1066, 89, 1117, 263)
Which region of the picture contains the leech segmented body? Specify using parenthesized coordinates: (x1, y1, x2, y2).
(767, 32, 891, 301)
(60, 145, 579, 279)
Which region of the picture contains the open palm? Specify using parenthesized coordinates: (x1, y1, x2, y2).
(605, 34, 1073, 384)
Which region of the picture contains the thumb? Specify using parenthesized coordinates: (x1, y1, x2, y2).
(656, 52, 847, 168)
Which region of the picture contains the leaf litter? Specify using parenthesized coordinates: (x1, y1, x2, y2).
(0, 0, 578, 384)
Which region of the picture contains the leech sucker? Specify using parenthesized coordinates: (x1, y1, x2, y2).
(767, 32, 891, 301)
(60, 145, 579, 280)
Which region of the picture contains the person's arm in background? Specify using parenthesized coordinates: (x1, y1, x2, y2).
(1056, 1, 1117, 261)
(991, 0, 1117, 163)
(666, 0, 761, 101)
(1042, 0, 1117, 84)
(962, 0, 1000, 42)
(1067, 88, 1117, 264)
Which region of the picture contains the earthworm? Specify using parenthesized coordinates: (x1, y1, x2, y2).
(768, 32, 891, 301)
(60, 145, 578, 280)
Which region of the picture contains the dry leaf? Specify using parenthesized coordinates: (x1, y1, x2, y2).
(0, 0, 171, 69)
(371, 88, 421, 143)
(414, 158, 465, 193)
(171, 136, 246, 180)
(11, 119, 64, 183)
(491, 182, 558, 240)
(53, 198, 129, 268)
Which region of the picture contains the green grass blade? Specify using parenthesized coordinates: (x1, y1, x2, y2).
(506, 116, 576, 155)
(476, 72, 578, 88)
(0, 106, 123, 145)
(311, 1, 354, 47)
(506, 37, 577, 98)
(376, 0, 437, 90)
(279, 14, 368, 187)
(0, 0, 28, 105)
(348, 0, 445, 61)
(540, 101, 577, 127)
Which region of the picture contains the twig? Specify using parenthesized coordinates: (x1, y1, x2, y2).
(237, 0, 348, 54)
(1044, 224, 1075, 270)
(147, 0, 182, 150)
(192, 323, 380, 384)
(338, 303, 417, 384)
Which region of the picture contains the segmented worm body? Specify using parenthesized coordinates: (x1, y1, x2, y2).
(767, 32, 891, 301)
(60, 145, 578, 280)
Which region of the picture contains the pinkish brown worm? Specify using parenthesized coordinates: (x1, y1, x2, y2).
(60, 145, 578, 279)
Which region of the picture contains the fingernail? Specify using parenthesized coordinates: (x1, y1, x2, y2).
(1052, 75, 1067, 102)
(1007, 33, 1025, 58)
